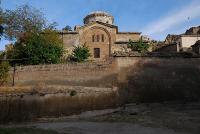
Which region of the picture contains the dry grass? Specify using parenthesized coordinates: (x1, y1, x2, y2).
(0, 85, 120, 123)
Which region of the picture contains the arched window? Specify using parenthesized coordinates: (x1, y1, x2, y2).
(97, 35, 100, 42)
(102, 34, 104, 42)
(92, 35, 95, 42)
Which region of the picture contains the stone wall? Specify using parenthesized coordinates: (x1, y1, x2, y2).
(12, 61, 118, 87)
(181, 36, 200, 50)
(154, 44, 178, 52)
(62, 33, 79, 49)
(114, 57, 200, 102)
(11, 57, 200, 90)
(116, 33, 140, 42)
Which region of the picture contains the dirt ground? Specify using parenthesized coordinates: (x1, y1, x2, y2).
(1, 102, 200, 134)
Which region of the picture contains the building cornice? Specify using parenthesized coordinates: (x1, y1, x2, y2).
(117, 32, 141, 35)
(181, 34, 200, 37)
(58, 31, 78, 34)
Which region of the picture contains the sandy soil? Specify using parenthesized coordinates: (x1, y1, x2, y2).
(33, 121, 190, 134)
(1, 102, 199, 134)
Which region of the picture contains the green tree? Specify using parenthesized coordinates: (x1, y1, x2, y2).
(9, 31, 64, 65)
(2, 4, 63, 65)
(128, 39, 149, 53)
(0, 61, 10, 86)
(42, 29, 62, 46)
(0, 51, 5, 59)
(2, 4, 56, 40)
(71, 45, 90, 62)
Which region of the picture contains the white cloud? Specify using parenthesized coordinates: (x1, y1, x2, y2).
(142, 0, 200, 36)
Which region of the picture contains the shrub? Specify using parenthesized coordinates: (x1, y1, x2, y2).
(0, 61, 10, 86)
(70, 90, 77, 97)
(71, 44, 90, 62)
(128, 39, 149, 53)
(0, 51, 5, 59)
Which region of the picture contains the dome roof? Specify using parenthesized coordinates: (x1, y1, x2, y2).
(87, 11, 113, 17)
(84, 11, 114, 25)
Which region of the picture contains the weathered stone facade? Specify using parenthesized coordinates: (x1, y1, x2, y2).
(162, 26, 200, 52)
(11, 57, 200, 88)
(179, 35, 200, 52)
(191, 40, 200, 54)
(60, 11, 141, 60)
(165, 34, 180, 45)
(185, 26, 200, 35)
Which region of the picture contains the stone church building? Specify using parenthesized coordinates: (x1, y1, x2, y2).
(60, 11, 141, 60)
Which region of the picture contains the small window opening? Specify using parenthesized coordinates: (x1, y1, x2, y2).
(92, 35, 95, 42)
(97, 35, 100, 42)
(102, 34, 104, 42)
(94, 48, 100, 58)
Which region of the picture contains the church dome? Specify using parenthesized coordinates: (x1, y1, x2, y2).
(83, 11, 114, 25)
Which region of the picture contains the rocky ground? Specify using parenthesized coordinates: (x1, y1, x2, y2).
(0, 102, 200, 134)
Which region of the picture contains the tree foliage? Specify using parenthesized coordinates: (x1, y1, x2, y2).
(0, 2, 3, 40)
(2, 4, 56, 40)
(0, 61, 10, 86)
(1, 4, 64, 65)
(128, 39, 149, 53)
(71, 45, 90, 62)
(0, 51, 5, 59)
(7, 31, 64, 65)
(0, 24, 3, 39)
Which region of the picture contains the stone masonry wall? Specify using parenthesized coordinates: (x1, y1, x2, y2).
(12, 61, 118, 87)
(116, 33, 140, 42)
(11, 57, 200, 91)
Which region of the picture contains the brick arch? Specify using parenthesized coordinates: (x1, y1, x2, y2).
(82, 26, 112, 57)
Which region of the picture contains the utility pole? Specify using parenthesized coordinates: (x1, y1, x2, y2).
(0, 58, 28, 87)
(12, 62, 16, 87)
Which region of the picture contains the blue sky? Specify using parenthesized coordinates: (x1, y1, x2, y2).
(1, 0, 200, 50)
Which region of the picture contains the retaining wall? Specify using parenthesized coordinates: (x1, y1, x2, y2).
(11, 57, 200, 89)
